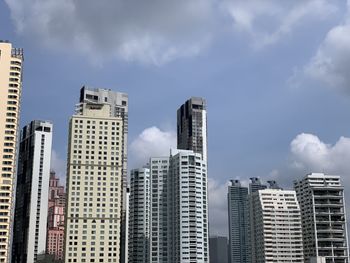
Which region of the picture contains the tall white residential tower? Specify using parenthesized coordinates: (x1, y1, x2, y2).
(12, 121, 53, 263)
(150, 150, 208, 263)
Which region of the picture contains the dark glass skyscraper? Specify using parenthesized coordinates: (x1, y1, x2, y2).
(227, 180, 249, 263)
(177, 97, 207, 161)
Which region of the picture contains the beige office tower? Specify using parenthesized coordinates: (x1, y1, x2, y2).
(0, 40, 23, 263)
(64, 87, 128, 263)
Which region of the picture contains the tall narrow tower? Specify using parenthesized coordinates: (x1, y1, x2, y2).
(46, 171, 65, 261)
(12, 120, 53, 263)
(128, 168, 150, 263)
(0, 40, 23, 263)
(177, 97, 207, 161)
(227, 180, 249, 263)
(64, 87, 128, 263)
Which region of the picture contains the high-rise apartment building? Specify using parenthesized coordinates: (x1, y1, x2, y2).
(0, 40, 23, 263)
(150, 150, 208, 263)
(227, 180, 249, 263)
(170, 150, 208, 262)
(46, 171, 65, 261)
(78, 86, 129, 263)
(250, 189, 304, 263)
(12, 120, 53, 263)
(209, 236, 228, 263)
(294, 173, 349, 263)
(177, 97, 207, 161)
(149, 157, 170, 263)
(128, 168, 150, 263)
(64, 87, 128, 263)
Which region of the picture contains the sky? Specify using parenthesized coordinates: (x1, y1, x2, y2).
(2, 0, 350, 236)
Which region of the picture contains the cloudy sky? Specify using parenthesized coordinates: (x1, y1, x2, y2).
(2, 0, 350, 236)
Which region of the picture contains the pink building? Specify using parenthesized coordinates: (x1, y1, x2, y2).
(46, 171, 65, 260)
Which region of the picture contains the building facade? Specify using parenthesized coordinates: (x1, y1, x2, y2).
(64, 87, 128, 263)
(209, 236, 228, 263)
(46, 171, 65, 261)
(0, 40, 23, 263)
(249, 177, 267, 194)
(177, 97, 207, 161)
(250, 189, 304, 263)
(149, 150, 208, 263)
(12, 120, 53, 263)
(128, 168, 150, 263)
(227, 180, 249, 263)
(294, 173, 349, 263)
(171, 150, 208, 262)
(149, 157, 170, 263)
(78, 86, 129, 263)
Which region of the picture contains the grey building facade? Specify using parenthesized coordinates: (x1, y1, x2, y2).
(209, 236, 228, 263)
(128, 168, 150, 263)
(249, 177, 267, 194)
(227, 180, 249, 263)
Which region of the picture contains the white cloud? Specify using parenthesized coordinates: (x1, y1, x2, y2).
(304, 22, 350, 92)
(208, 178, 230, 236)
(50, 149, 66, 183)
(288, 0, 350, 92)
(290, 133, 350, 174)
(129, 126, 176, 167)
(222, 0, 338, 48)
(5, 0, 215, 65)
(289, 133, 350, 223)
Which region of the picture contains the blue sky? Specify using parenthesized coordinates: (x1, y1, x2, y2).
(2, 0, 350, 235)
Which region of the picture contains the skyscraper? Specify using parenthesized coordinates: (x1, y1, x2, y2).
(170, 150, 208, 262)
(149, 157, 170, 263)
(12, 120, 53, 263)
(209, 236, 228, 263)
(128, 167, 150, 263)
(249, 177, 267, 194)
(294, 173, 349, 263)
(177, 97, 207, 161)
(176, 97, 209, 262)
(64, 87, 128, 263)
(46, 171, 65, 261)
(250, 188, 304, 263)
(227, 180, 249, 263)
(0, 40, 23, 263)
(149, 150, 208, 263)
